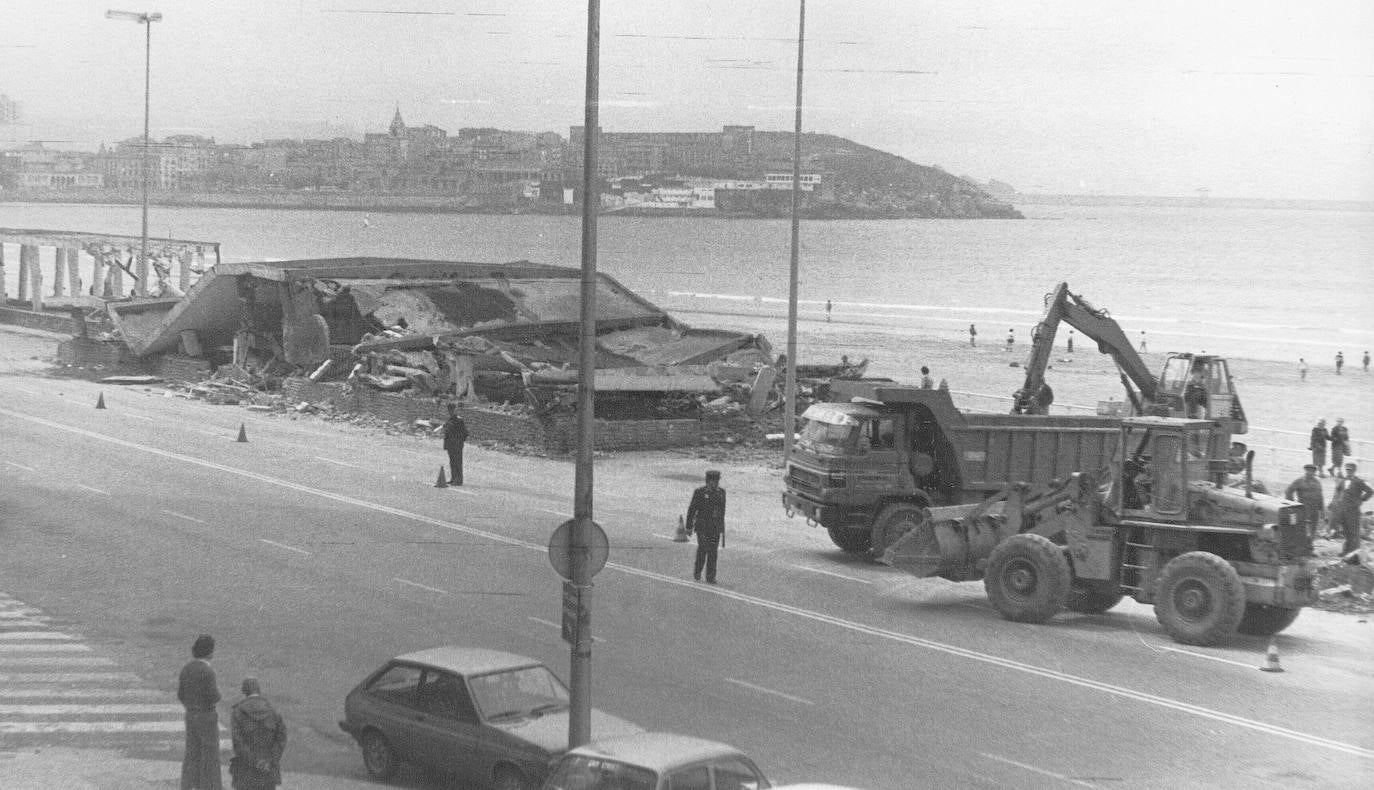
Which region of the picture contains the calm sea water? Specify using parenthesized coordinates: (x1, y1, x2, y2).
(3, 201, 1371, 365)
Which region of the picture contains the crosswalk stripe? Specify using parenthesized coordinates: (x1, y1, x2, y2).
(0, 703, 186, 714)
(0, 657, 115, 666)
(0, 643, 92, 652)
(0, 721, 187, 734)
(0, 687, 166, 699)
(0, 672, 142, 683)
(0, 632, 76, 640)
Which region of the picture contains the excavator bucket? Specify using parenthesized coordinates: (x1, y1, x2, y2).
(882, 504, 1007, 582)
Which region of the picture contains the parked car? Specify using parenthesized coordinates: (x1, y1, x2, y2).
(339, 646, 642, 790)
(542, 731, 771, 790)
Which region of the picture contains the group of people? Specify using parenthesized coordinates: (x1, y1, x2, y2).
(1286, 461, 1372, 556)
(1299, 351, 1368, 380)
(178, 635, 287, 790)
(1309, 418, 1352, 476)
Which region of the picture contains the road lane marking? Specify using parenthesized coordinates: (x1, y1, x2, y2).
(259, 539, 311, 556)
(0, 673, 142, 683)
(981, 753, 1095, 788)
(0, 657, 115, 666)
(314, 456, 367, 469)
(1156, 645, 1259, 670)
(394, 578, 447, 595)
(75, 484, 110, 495)
(7, 407, 1369, 761)
(0, 721, 185, 734)
(160, 510, 206, 525)
(0, 632, 75, 640)
(123, 413, 155, 422)
(0, 643, 91, 652)
(724, 678, 814, 706)
(0, 703, 184, 715)
(4, 461, 35, 472)
(789, 564, 873, 584)
(0, 688, 166, 699)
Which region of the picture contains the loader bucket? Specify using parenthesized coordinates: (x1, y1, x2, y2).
(882, 505, 1007, 582)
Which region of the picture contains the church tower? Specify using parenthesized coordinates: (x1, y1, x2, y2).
(389, 106, 406, 137)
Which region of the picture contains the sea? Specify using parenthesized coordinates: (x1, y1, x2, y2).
(2, 200, 1372, 370)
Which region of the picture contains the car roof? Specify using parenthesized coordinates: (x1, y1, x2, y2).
(564, 732, 749, 771)
(392, 646, 541, 676)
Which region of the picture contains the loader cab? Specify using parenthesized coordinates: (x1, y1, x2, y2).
(1115, 417, 1216, 521)
(1157, 354, 1246, 435)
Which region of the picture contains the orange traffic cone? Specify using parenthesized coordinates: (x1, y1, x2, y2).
(236, 423, 248, 443)
(95, 392, 106, 409)
(435, 466, 449, 488)
(672, 514, 690, 542)
(1259, 640, 1284, 673)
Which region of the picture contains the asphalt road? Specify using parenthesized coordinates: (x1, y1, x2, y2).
(1, 351, 1371, 789)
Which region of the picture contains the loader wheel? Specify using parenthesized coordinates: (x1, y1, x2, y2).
(1237, 603, 1301, 636)
(1154, 552, 1246, 646)
(870, 503, 927, 559)
(984, 534, 1071, 623)
(827, 525, 871, 554)
(1066, 581, 1125, 614)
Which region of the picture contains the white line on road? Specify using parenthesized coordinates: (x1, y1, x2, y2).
(75, 484, 110, 495)
(160, 510, 207, 525)
(0, 657, 114, 666)
(724, 678, 815, 706)
(394, 578, 447, 595)
(0, 703, 184, 715)
(259, 539, 311, 556)
(0, 721, 185, 734)
(0, 672, 141, 683)
(4, 461, 35, 472)
(0, 687, 166, 699)
(789, 564, 873, 584)
(7, 407, 1369, 761)
(1157, 645, 1261, 670)
(314, 456, 367, 469)
(0, 643, 91, 652)
(981, 753, 1095, 788)
(123, 413, 155, 422)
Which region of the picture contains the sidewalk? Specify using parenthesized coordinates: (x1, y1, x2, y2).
(0, 748, 384, 790)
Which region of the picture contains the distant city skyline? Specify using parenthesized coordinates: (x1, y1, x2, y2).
(4, 1, 1372, 201)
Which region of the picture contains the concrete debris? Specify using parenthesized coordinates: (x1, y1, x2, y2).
(1318, 584, 1353, 600)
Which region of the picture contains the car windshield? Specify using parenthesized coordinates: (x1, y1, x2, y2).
(544, 755, 657, 790)
(469, 664, 570, 722)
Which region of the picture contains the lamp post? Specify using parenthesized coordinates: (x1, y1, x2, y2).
(106, 9, 161, 297)
(783, 0, 806, 461)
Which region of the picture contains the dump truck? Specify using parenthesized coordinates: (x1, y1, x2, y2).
(882, 414, 1315, 645)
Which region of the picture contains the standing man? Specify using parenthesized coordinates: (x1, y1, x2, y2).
(919, 366, 934, 389)
(825, 299, 832, 322)
(1284, 464, 1325, 542)
(441, 403, 469, 486)
(1364, 350, 1370, 373)
(1067, 330, 1074, 353)
(968, 323, 977, 347)
(1336, 351, 1344, 374)
(1139, 331, 1147, 352)
(686, 469, 726, 584)
(1329, 417, 1350, 476)
(1331, 463, 1372, 556)
(1005, 328, 1014, 352)
(1298, 358, 1308, 381)
(1309, 418, 1330, 476)
(230, 678, 287, 790)
(178, 634, 222, 790)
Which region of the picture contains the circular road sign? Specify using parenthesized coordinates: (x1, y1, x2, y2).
(548, 519, 609, 581)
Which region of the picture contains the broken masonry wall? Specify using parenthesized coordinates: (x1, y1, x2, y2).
(280, 280, 330, 367)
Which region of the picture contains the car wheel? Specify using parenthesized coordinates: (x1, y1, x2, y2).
(492, 766, 528, 790)
(826, 524, 871, 554)
(361, 730, 399, 780)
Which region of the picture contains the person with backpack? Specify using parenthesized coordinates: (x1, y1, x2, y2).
(230, 677, 287, 790)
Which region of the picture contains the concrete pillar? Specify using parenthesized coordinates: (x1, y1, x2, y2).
(66, 247, 82, 297)
(52, 248, 67, 296)
(91, 252, 107, 298)
(17, 244, 29, 302)
(178, 249, 192, 292)
(22, 245, 43, 311)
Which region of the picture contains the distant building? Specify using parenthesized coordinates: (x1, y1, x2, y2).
(11, 142, 104, 189)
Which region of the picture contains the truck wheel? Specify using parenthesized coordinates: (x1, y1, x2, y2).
(984, 534, 1071, 623)
(1236, 603, 1301, 636)
(870, 503, 926, 558)
(827, 525, 871, 554)
(1066, 581, 1124, 614)
(1154, 552, 1246, 646)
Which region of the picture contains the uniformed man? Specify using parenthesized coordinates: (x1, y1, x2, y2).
(1331, 463, 1372, 556)
(441, 403, 469, 486)
(1284, 464, 1325, 540)
(686, 470, 726, 583)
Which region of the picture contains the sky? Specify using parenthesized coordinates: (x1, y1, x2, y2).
(3, 0, 1372, 200)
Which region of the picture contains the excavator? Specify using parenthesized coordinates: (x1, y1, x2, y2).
(1010, 282, 1247, 440)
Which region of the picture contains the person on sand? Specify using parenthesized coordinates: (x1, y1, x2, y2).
(1364, 351, 1370, 373)
(1067, 330, 1074, 353)
(1309, 419, 1329, 476)
(1005, 328, 1014, 352)
(1139, 331, 1147, 352)
(825, 299, 832, 322)
(1329, 418, 1350, 474)
(1298, 358, 1308, 381)
(1336, 351, 1344, 374)
(968, 323, 977, 347)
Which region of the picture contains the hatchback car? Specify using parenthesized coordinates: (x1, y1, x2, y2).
(340, 646, 642, 790)
(542, 731, 771, 790)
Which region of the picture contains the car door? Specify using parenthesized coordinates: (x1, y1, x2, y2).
(412, 669, 484, 784)
(360, 663, 425, 763)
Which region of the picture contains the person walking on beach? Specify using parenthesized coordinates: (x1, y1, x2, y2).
(1067, 330, 1074, 353)
(919, 366, 934, 389)
(825, 299, 832, 322)
(1139, 331, 1147, 352)
(969, 324, 977, 347)
(1298, 358, 1308, 381)
(1329, 417, 1350, 474)
(1331, 463, 1372, 555)
(1336, 351, 1344, 374)
(1364, 351, 1370, 373)
(1285, 464, 1325, 541)
(686, 470, 726, 584)
(1005, 328, 1014, 352)
(178, 634, 222, 790)
(230, 678, 286, 790)
(440, 403, 468, 486)
(1310, 419, 1330, 476)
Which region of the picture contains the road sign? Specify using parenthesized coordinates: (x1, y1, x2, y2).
(561, 581, 591, 647)
(547, 519, 608, 581)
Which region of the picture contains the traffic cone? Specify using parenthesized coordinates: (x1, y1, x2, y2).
(236, 423, 248, 443)
(672, 514, 690, 542)
(95, 392, 106, 409)
(1259, 640, 1284, 673)
(435, 466, 449, 488)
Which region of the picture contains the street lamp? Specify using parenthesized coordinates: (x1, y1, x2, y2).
(106, 9, 162, 297)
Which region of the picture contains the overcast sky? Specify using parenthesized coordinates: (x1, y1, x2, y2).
(4, 1, 1372, 200)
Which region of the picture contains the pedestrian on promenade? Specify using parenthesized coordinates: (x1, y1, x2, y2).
(825, 299, 832, 322)
(1309, 418, 1330, 475)
(1329, 417, 1350, 475)
(1331, 463, 1372, 555)
(1336, 351, 1344, 374)
(178, 634, 222, 790)
(1005, 328, 1014, 352)
(686, 469, 726, 584)
(919, 366, 934, 389)
(1298, 358, 1308, 381)
(440, 403, 468, 486)
(1067, 330, 1074, 353)
(1285, 464, 1325, 541)
(1139, 331, 1147, 352)
(968, 323, 977, 347)
(230, 677, 287, 790)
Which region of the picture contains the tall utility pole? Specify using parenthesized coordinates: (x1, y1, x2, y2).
(783, 0, 807, 460)
(569, 0, 601, 749)
(106, 9, 161, 296)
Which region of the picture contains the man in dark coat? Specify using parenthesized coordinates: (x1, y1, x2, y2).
(1329, 418, 1350, 475)
(441, 403, 469, 486)
(1332, 463, 1372, 556)
(178, 634, 222, 790)
(1284, 464, 1325, 540)
(686, 470, 726, 583)
(230, 677, 287, 790)
(1309, 419, 1329, 476)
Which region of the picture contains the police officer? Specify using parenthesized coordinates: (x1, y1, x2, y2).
(1284, 464, 1325, 541)
(686, 470, 726, 583)
(441, 403, 468, 486)
(1332, 463, 1372, 556)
